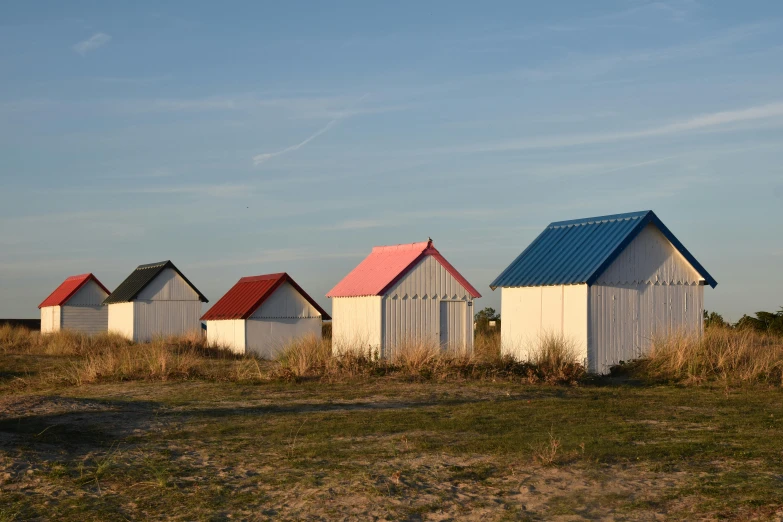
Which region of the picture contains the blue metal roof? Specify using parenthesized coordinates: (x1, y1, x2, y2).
(490, 210, 718, 289)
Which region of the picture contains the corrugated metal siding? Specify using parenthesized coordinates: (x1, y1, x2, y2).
(500, 285, 588, 363)
(108, 302, 134, 340)
(382, 296, 438, 357)
(67, 280, 109, 306)
(384, 256, 472, 299)
(596, 224, 702, 285)
(253, 281, 322, 318)
(588, 283, 704, 374)
(206, 320, 246, 354)
(132, 301, 202, 342)
(60, 305, 108, 335)
(136, 268, 201, 301)
(331, 296, 382, 354)
(439, 301, 466, 349)
(245, 318, 322, 359)
(380, 256, 475, 357)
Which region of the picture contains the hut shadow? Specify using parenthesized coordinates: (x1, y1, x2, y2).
(0, 396, 165, 460)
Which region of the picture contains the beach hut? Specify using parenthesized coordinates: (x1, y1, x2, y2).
(104, 260, 207, 342)
(490, 211, 717, 373)
(327, 240, 481, 357)
(201, 272, 330, 358)
(38, 273, 111, 334)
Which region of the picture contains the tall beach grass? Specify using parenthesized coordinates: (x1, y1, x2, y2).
(626, 327, 783, 385)
(3, 324, 781, 388)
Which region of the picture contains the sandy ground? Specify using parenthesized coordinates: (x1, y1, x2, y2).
(2, 387, 782, 521)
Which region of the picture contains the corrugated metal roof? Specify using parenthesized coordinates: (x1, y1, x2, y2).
(201, 273, 330, 321)
(103, 260, 208, 305)
(39, 273, 110, 308)
(490, 210, 718, 289)
(327, 240, 482, 298)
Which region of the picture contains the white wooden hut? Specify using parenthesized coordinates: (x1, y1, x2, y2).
(38, 273, 111, 334)
(490, 211, 717, 374)
(104, 260, 208, 342)
(201, 273, 330, 358)
(327, 240, 481, 357)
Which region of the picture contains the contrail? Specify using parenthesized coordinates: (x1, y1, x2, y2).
(252, 93, 370, 166)
(253, 119, 341, 166)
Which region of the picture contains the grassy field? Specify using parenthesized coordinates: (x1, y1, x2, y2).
(2, 327, 783, 520)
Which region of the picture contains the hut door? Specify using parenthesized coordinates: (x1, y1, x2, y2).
(439, 301, 465, 349)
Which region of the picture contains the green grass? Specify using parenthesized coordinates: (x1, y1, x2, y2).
(2, 325, 783, 519)
(1, 380, 782, 520)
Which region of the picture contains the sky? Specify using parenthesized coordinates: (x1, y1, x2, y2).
(1, 0, 782, 321)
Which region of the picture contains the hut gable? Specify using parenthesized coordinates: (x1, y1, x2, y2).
(104, 260, 207, 305)
(383, 255, 472, 300)
(136, 268, 201, 301)
(250, 281, 322, 319)
(594, 223, 703, 286)
(66, 279, 111, 306)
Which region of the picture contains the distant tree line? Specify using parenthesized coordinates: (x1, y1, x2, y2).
(474, 306, 783, 336)
(474, 307, 500, 335)
(704, 307, 783, 336)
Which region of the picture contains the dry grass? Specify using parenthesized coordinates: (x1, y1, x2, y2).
(523, 332, 586, 385)
(274, 334, 332, 378)
(473, 330, 501, 361)
(625, 327, 783, 385)
(0, 327, 584, 388)
(0, 325, 131, 356)
(0, 326, 241, 387)
(8, 325, 781, 388)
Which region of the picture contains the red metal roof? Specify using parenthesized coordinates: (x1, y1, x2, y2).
(38, 273, 111, 308)
(200, 273, 330, 321)
(326, 240, 482, 298)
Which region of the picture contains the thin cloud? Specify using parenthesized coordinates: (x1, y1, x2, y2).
(73, 33, 112, 55)
(106, 183, 251, 197)
(324, 219, 392, 230)
(253, 119, 341, 166)
(190, 249, 364, 269)
(467, 101, 783, 153)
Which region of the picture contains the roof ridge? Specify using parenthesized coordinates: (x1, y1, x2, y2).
(137, 260, 170, 269)
(238, 273, 287, 283)
(549, 210, 651, 228)
(371, 241, 429, 253)
(63, 273, 92, 280)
